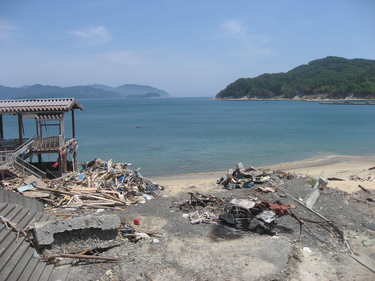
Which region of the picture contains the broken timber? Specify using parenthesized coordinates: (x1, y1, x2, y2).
(44, 253, 119, 262)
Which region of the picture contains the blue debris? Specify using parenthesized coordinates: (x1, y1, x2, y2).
(243, 181, 255, 188)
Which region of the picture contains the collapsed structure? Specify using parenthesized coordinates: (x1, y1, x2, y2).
(0, 98, 84, 179)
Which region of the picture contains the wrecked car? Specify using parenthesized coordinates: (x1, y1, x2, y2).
(219, 199, 276, 234)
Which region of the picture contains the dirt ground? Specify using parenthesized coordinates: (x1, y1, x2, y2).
(61, 170, 375, 281)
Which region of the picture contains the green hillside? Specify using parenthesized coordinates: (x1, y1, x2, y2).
(215, 56, 375, 100)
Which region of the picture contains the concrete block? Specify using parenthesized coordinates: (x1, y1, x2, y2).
(305, 188, 320, 209)
(32, 214, 121, 246)
(236, 162, 244, 171)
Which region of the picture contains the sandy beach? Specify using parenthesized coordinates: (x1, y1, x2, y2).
(153, 155, 375, 196)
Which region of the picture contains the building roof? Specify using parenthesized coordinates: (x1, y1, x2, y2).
(0, 98, 84, 115)
(35, 113, 64, 120)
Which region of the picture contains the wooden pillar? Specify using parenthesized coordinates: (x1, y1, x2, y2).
(18, 114, 23, 145)
(36, 119, 41, 138)
(0, 115, 3, 139)
(71, 110, 76, 138)
(60, 114, 65, 137)
(64, 153, 67, 173)
(71, 110, 78, 171)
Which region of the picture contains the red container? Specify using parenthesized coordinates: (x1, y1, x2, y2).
(134, 218, 140, 225)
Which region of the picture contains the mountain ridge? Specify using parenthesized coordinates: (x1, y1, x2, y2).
(0, 84, 170, 100)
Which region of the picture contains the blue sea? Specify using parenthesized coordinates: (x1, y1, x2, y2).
(4, 98, 375, 177)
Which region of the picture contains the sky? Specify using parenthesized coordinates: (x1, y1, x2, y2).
(0, 0, 374, 97)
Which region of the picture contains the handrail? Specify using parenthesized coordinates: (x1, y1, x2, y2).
(0, 151, 12, 163)
(7, 154, 47, 179)
(0, 135, 75, 179)
(13, 137, 35, 156)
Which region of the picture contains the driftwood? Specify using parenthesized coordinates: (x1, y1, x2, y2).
(44, 253, 120, 261)
(358, 184, 370, 193)
(0, 216, 43, 255)
(327, 177, 345, 181)
(0, 216, 27, 237)
(133, 227, 163, 236)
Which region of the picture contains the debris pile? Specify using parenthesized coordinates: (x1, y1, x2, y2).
(174, 192, 227, 224)
(218, 199, 291, 234)
(1, 158, 164, 210)
(173, 191, 292, 234)
(217, 162, 292, 190)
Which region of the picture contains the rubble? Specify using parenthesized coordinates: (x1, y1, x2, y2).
(218, 199, 281, 234)
(1, 160, 375, 280)
(0, 158, 167, 266)
(217, 162, 280, 190)
(1, 158, 164, 210)
(173, 191, 292, 234)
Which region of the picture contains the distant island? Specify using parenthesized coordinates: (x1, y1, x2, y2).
(214, 56, 375, 100)
(0, 84, 170, 100)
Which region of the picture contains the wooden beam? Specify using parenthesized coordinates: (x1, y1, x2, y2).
(0, 115, 3, 139)
(71, 110, 76, 138)
(18, 114, 23, 145)
(71, 109, 78, 172)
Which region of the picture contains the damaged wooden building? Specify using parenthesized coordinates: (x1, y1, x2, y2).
(0, 98, 84, 179)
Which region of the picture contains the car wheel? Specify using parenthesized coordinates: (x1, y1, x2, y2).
(255, 226, 264, 234)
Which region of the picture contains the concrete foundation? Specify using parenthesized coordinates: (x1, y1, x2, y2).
(32, 214, 121, 246)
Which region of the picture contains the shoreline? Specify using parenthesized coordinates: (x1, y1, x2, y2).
(152, 154, 375, 195)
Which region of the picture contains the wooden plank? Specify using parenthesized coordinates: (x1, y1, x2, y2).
(22, 191, 52, 198)
(71, 187, 98, 191)
(25, 175, 48, 188)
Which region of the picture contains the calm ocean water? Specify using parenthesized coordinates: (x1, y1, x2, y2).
(4, 98, 375, 177)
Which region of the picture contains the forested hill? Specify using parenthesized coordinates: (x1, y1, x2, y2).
(215, 56, 375, 100)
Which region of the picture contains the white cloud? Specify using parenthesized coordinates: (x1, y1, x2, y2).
(221, 19, 247, 37)
(0, 19, 16, 40)
(105, 50, 146, 66)
(69, 26, 111, 46)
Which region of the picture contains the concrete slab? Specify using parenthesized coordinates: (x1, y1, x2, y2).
(32, 214, 121, 246)
(305, 188, 320, 209)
